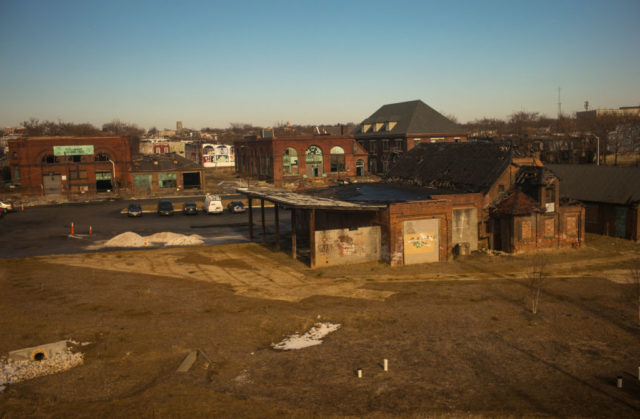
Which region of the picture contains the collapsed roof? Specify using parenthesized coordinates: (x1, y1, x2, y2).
(385, 142, 513, 194)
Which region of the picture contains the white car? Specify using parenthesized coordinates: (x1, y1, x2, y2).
(203, 194, 223, 214)
(0, 200, 15, 212)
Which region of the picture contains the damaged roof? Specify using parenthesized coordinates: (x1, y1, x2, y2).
(130, 152, 202, 172)
(491, 190, 542, 216)
(354, 100, 465, 137)
(305, 183, 435, 204)
(547, 164, 640, 205)
(385, 142, 513, 194)
(237, 189, 387, 211)
(515, 166, 557, 186)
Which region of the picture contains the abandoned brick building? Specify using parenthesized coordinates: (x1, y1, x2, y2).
(7, 136, 132, 195)
(129, 153, 204, 194)
(548, 164, 640, 241)
(353, 100, 468, 174)
(239, 143, 584, 267)
(234, 134, 369, 188)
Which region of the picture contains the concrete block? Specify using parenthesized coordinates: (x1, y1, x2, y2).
(8, 340, 69, 361)
(177, 351, 197, 373)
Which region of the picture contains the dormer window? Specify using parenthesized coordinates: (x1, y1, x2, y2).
(374, 122, 384, 132)
(386, 121, 397, 131)
(362, 124, 371, 133)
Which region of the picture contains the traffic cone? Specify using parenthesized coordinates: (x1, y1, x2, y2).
(71, 222, 75, 235)
(21, 204, 24, 211)
(89, 226, 93, 235)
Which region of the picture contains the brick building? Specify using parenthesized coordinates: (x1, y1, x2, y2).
(234, 134, 369, 188)
(7, 136, 132, 195)
(129, 153, 204, 194)
(353, 100, 468, 174)
(548, 164, 640, 241)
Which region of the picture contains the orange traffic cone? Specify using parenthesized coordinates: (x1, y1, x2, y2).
(71, 222, 75, 235)
(89, 226, 93, 235)
(21, 204, 24, 211)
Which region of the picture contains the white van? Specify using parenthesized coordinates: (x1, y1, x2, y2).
(203, 194, 223, 214)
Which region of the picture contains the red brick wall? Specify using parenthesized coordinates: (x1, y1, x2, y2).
(235, 135, 368, 188)
(510, 206, 585, 253)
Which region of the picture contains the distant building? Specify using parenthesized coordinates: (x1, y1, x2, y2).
(139, 138, 186, 156)
(129, 152, 204, 194)
(353, 100, 468, 174)
(8, 136, 132, 195)
(234, 134, 369, 188)
(576, 106, 640, 120)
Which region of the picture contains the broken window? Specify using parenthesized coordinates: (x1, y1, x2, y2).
(330, 146, 345, 173)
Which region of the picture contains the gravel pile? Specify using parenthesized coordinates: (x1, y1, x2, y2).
(1, 350, 84, 388)
(104, 232, 147, 247)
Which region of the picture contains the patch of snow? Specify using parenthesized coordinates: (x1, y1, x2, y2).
(104, 232, 147, 248)
(271, 323, 341, 351)
(101, 232, 205, 249)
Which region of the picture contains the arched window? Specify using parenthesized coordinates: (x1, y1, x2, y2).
(330, 146, 345, 173)
(282, 147, 298, 175)
(95, 152, 110, 162)
(305, 145, 323, 177)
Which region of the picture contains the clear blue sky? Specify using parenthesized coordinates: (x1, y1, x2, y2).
(1, 0, 639, 129)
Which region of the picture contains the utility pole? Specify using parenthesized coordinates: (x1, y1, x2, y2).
(557, 87, 562, 118)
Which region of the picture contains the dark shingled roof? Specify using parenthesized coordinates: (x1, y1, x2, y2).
(385, 142, 512, 194)
(547, 164, 640, 205)
(355, 100, 465, 137)
(130, 152, 202, 172)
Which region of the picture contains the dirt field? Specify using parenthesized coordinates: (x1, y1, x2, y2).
(1, 234, 640, 417)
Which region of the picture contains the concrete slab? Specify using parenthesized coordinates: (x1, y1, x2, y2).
(177, 351, 197, 373)
(8, 340, 69, 361)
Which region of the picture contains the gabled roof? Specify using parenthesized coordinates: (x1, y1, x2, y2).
(130, 152, 202, 172)
(492, 190, 542, 216)
(385, 142, 513, 194)
(354, 100, 465, 137)
(547, 164, 640, 205)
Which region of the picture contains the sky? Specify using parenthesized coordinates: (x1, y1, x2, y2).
(1, 0, 639, 130)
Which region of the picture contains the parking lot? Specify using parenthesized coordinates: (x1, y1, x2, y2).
(0, 197, 281, 258)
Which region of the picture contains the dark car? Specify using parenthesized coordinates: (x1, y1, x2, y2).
(183, 201, 198, 215)
(227, 201, 246, 213)
(157, 199, 174, 216)
(127, 202, 143, 217)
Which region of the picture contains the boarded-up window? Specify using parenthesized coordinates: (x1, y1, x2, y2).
(544, 218, 555, 238)
(159, 173, 177, 188)
(520, 220, 532, 241)
(566, 216, 577, 236)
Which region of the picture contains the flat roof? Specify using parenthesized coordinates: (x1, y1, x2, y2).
(237, 189, 387, 211)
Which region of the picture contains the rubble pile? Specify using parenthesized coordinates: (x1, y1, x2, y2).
(0, 350, 83, 388)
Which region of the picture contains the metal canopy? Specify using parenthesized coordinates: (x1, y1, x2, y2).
(237, 189, 387, 211)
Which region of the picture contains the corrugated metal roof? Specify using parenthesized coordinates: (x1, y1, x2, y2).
(547, 164, 640, 205)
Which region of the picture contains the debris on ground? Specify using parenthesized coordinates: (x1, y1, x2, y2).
(271, 323, 341, 351)
(1, 340, 84, 387)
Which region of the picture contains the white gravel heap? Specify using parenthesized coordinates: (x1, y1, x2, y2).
(1, 347, 83, 388)
(271, 322, 341, 351)
(104, 232, 204, 248)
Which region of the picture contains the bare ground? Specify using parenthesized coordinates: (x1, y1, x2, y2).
(1, 234, 640, 418)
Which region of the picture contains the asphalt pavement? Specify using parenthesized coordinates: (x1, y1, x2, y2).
(0, 198, 281, 258)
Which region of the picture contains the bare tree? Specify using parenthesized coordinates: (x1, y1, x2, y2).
(526, 253, 547, 314)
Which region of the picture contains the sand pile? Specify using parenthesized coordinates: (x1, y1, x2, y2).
(103, 232, 204, 248)
(272, 323, 341, 351)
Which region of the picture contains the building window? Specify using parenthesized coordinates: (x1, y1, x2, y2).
(386, 121, 397, 131)
(42, 155, 58, 164)
(283, 147, 298, 175)
(520, 220, 532, 241)
(71, 155, 82, 163)
(413, 138, 421, 146)
(392, 139, 403, 152)
(544, 218, 555, 237)
(13, 167, 19, 180)
(545, 186, 555, 203)
(69, 169, 88, 180)
(330, 146, 345, 173)
(374, 122, 384, 132)
(305, 145, 323, 177)
(382, 139, 389, 152)
(95, 153, 110, 162)
(566, 216, 577, 236)
(362, 124, 371, 133)
(159, 173, 177, 188)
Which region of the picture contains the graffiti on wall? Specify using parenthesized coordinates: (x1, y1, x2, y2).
(315, 227, 381, 267)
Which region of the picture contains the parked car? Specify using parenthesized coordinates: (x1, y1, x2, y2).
(204, 194, 223, 214)
(0, 200, 15, 213)
(183, 201, 198, 215)
(127, 202, 143, 217)
(227, 201, 246, 214)
(157, 199, 174, 216)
